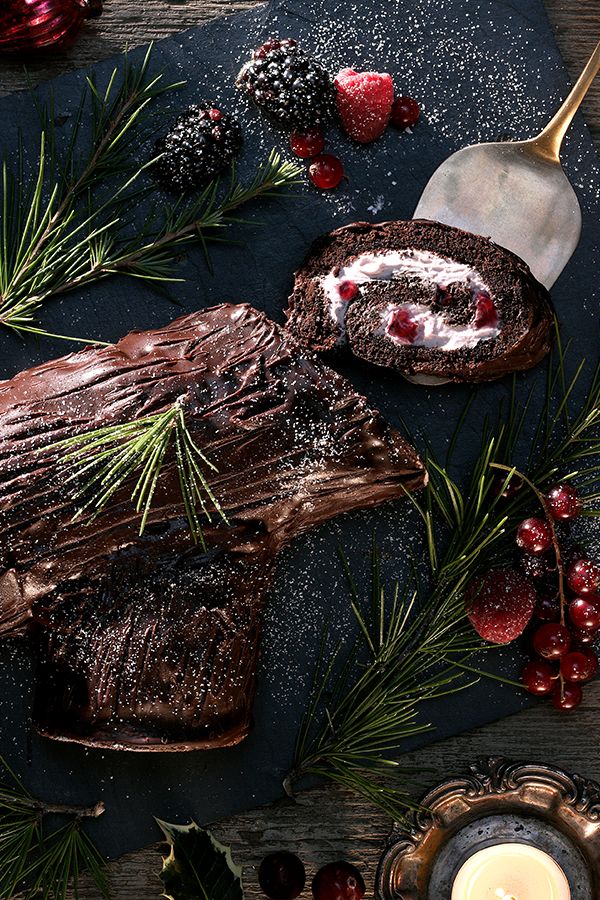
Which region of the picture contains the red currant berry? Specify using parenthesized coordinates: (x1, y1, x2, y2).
(569, 595, 600, 630)
(491, 472, 523, 499)
(308, 154, 344, 189)
(568, 559, 600, 595)
(546, 483, 580, 520)
(560, 649, 598, 683)
(259, 852, 306, 900)
(390, 96, 420, 129)
(387, 308, 418, 344)
(532, 623, 571, 659)
(312, 861, 365, 900)
(521, 659, 556, 695)
(552, 681, 583, 711)
(534, 595, 561, 622)
(338, 280, 358, 301)
(290, 128, 326, 159)
(572, 627, 598, 647)
(516, 518, 552, 555)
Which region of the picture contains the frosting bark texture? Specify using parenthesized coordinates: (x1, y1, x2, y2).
(286, 219, 554, 383)
(0, 304, 425, 750)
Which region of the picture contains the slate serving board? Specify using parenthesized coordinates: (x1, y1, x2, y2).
(0, 0, 599, 861)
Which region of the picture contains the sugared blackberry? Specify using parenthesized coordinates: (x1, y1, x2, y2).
(152, 103, 242, 193)
(236, 38, 336, 130)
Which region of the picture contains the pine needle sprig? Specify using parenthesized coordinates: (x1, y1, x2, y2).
(290, 337, 600, 824)
(0, 756, 107, 899)
(50, 395, 228, 547)
(0, 48, 303, 343)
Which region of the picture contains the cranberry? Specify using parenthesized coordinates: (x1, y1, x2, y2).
(569, 596, 600, 631)
(552, 681, 583, 711)
(259, 852, 306, 900)
(560, 649, 598, 682)
(387, 308, 418, 344)
(312, 861, 365, 900)
(208, 108, 223, 121)
(516, 518, 552, 555)
(568, 559, 600, 595)
(308, 154, 344, 189)
(474, 292, 498, 328)
(521, 659, 556, 695)
(338, 280, 358, 301)
(546, 483, 580, 520)
(533, 595, 561, 622)
(290, 128, 326, 158)
(390, 96, 420, 129)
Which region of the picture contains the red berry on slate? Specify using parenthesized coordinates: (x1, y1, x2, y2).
(521, 659, 556, 695)
(308, 154, 344, 189)
(568, 559, 600, 595)
(338, 279, 358, 301)
(466, 569, 537, 644)
(474, 292, 498, 328)
(290, 128, 325, 158)
(208, 108, 223, 121)
(259, 851, 306, 900)
(390, 95, 421, 129)
(387, 307, 418, 344)
(546, 483, 580, 520)
(569, 595, 600, 631)
(532, 623, 572, 659)
(334, 68, 394, 143)
(534, 595, 561, 622)
(516, 517, 552, 555)
(560, 649, 598, 683)
(552, 681, 583, 711)
(312, 861, 365, 900)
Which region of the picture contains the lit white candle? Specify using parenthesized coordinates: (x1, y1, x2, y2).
(451, 844, 570, 900)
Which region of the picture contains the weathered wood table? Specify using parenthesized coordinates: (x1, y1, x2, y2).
(2, 2, 600, 897)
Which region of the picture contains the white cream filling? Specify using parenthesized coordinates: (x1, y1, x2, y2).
(321, 249, 499, 349)
(383, 303, 498, 350)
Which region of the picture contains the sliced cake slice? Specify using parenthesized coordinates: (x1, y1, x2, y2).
(286, 219, 554, 383)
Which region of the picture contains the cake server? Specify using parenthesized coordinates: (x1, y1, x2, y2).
(414, 40, 600, 289)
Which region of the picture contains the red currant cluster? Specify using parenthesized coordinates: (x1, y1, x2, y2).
(258, 852, 365, 900)
(517, 483, 600, 711)
(288, 95, 420, 190)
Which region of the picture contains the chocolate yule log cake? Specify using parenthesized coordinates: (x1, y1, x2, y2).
(286, 219, 554, 382)
(0, 303, 425, 751)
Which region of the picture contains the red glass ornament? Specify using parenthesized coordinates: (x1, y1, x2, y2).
(0, 0, 102, 54)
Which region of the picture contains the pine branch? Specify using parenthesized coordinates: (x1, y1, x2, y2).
(289, 337, 600, 825)
(0, 49, 302, 344)
(0, 757, 108, 900)
(49, 394, 228, 548)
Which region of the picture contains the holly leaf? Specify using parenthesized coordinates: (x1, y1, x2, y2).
(156, 819, 243, 900)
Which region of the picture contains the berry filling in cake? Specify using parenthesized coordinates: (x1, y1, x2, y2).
(321, 249, 500, 350)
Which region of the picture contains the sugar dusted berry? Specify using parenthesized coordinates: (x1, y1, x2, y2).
(552, 681, 583, 711)
(516, 517, 552, 555)
(390, 95, 421, 129)
(568, 559, 600, 595)
(259, 851, 306, 900)
(521, 659, 556, 695)
(237, 39, 336, 131)
(546, 483, 580, 520)
(312, 861, 365, 900)
(466, 569, 537, 644)
(308, 154, 344, 189)
(532, 623, 571, 659)
(334, 68, 394, 143)
(290, 128, 325, 158)
(152, 103, 243, 193)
